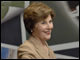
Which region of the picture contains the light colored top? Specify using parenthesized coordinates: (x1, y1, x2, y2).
(17, 36, 56, 59)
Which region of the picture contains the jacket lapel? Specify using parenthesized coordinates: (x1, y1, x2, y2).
(36, 46, 50, 59)
(28, 36, 50, 59)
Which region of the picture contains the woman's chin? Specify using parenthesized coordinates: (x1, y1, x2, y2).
(45, 36, 51, 40)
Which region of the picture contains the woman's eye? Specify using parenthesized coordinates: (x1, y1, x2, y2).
(41, 22, 46, 24)
(49, 20, 53, 23)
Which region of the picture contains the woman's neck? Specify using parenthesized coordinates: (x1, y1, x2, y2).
(32, 35, 46, 46)
(31, 35, 48, 55)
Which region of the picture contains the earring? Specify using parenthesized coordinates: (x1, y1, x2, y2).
(31, 30, 33, 32)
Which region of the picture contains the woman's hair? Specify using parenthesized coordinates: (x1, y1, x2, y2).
(23, 2, 55, 35)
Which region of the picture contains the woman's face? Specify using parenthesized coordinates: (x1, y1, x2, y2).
(32, 15, 53, 41)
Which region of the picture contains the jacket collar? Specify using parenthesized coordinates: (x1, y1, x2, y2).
(28, 36, 50, 59)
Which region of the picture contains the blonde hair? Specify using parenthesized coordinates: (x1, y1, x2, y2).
(23, 2, 55, 35)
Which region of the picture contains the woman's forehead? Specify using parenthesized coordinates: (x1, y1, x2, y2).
(41, 15, 52, 21)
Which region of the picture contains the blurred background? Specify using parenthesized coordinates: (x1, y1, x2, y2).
(1, 1, 79, 59)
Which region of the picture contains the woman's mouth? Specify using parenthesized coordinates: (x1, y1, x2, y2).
(44, 31, 51, 35)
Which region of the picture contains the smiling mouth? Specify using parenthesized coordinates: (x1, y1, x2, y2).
(44, 31, 51, 35)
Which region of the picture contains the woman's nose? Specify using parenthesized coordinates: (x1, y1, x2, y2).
(47, 23, 53, 29)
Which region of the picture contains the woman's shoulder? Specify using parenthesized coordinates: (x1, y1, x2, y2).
(20, 40, 31, 46)
(17, 40, 36, 59)
(18, 40, 34, 51)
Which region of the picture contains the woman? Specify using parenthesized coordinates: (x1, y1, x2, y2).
(17, 2, 56, 59)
